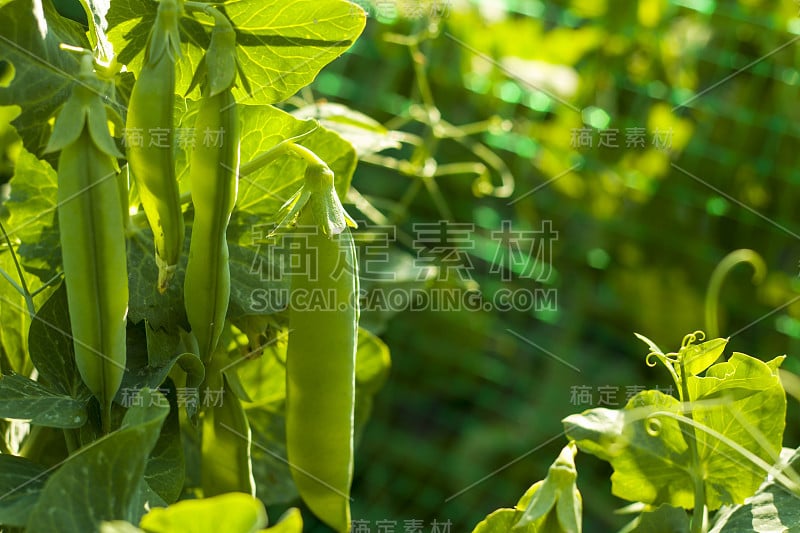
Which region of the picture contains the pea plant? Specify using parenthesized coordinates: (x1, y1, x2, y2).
(0, 0, 393, 531)
(473, 325, 799, 533)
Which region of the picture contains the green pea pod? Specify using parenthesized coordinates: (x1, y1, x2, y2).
(284, 163, 359, 532)
(182, 87, 238, 364)
(45, 53, 128, 433)
(201, 368, 255, 497)
(126, 0, 184, 293)
(183, 7, 240, 364)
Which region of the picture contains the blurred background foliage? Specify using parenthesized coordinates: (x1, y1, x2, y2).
(4, 0, 800, 530)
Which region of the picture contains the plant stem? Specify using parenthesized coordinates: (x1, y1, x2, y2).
(63, 428, 79, 454)
(238, 127, 318, 177)
(677, 356, 707, 533)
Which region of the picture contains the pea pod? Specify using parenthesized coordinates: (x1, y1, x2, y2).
(183, 7, 240, 364)
(45, 53, 128, 432)
(126, 0, 184, 293)
(283, 162, 359, 532)
(201, 361, 254, 497)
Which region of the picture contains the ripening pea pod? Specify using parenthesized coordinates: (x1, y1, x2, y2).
(280, 163, 359, 533)
(45, 53, 128, 433)
(200, 358, 255, 497)
(182, 7, 241, 365)
(126, 0, 185, 293)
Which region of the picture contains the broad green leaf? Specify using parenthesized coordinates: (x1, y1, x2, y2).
(293, 102, 402, 157)
(126, 227, 189, 329)
(27, 282, 91, 399)
(0, 373, 87, 427)
(355, 328, 391, 394)
(516, 443, 582, 532)
(564, 391, 695, 508)
(710, 448, 800, 533)
(0, 0, 88, 156)
(688, 353, 786, 510)
(0, 454, 50, 527)
(245, 405, 295, 505)
(3, 146, 60, 279)
(622, 504, 690, 533)
(130, 477, 168, 518)
(565, 349, 787, 512)
(16, 425, 69, 468)
(108, 0, 365, 106)
(223, 0, 365, 104)
(139, 492, 267, 533)
(0, 250, 32, 375)
(82, 0, 115, 62)
(235, 333, 286, 409)
(116, 322, 204, 409)
(143, 379, 185, 504)
(561, 406, 626, 463)
(26, 389, 170, 533)
(261, 508, 303, 532)
(681, 337, 727, 376)
(101, 521, 145, 533)
(229, 235, 291, 319)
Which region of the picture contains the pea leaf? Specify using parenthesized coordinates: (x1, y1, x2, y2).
(626, 504, 690, 532)
(101, 522, 145, 533)
(28, 282, 91, 400)
(2, 146, 60, 280)
(0, 454, 51, 527)
(564, 351, 787, 511)
(26, 388, 170, 533)
(0, 250, 32, 375)
(710, 448, 800, 532)
(143, 379, 185, 504)
(223, 0, 365, 104)
(126, 228, 189, 329)
(355, 328, 391, 394)
(0, 373, 88, 427)
(293, 102, 403, 157)
(261, 508, 303, 532)
(564, 390, 694, 508)
(0, 0, 87, 156)
(116, 322, 204, 406)
(139, 492, 267, 533)
(681, 337, 727, 376)
(688, 353, 786, 510)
